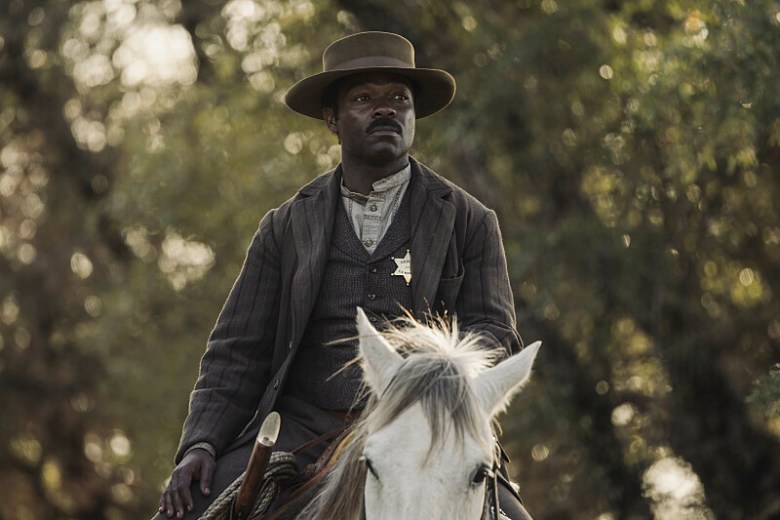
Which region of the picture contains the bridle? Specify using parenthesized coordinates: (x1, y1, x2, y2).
(358, 444, 506, 520)
(273, 371, 519, 520)
(484, 466, 501, 520)
(481, 441, 506, 520)
(264, 427, 514, 520)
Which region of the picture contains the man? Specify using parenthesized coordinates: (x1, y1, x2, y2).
(156, 31, 530, 519)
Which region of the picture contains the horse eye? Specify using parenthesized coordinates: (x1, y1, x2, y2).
(472, 465, 491, 485)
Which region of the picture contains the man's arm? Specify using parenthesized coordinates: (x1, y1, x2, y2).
(159, 211, 282, 518)
(175, 210, 283, 462)
(456, 209, 522, 357)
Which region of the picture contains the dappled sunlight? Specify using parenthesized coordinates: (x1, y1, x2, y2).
(1, 296, 20, 327)
(122, 226, 156, 262)
(0, 138, 48, 268)
(610, 318, 669, 399)
(643, 456, 714, 519)
(70, 251, 94, 279)
(3, 0, 780, 518)
(67, 1, 196, 91)
(224, 0, 315, 52)
(113, 25, 197, 87)
(122, 226, 216, 289)
(683, 10, 709, 47)
(9, 434, 43, 466)
(57, 0, 200, 160)
(158, 232, 216, 291)
(224, 0, 316, 93)
(41, 458, 77, 512)
(699, 258, 770, 315)
(81, 430, 137, 507)
(611, 402, 637, 427)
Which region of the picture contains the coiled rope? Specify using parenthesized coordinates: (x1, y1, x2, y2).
(198, 451, 298, 520)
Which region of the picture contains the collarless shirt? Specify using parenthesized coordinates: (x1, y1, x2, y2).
(340, 164, 411, 255)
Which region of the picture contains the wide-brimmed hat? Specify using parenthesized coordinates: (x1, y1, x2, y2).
(285, 31, 456, 119)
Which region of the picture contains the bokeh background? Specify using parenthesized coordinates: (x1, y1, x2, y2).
(1, 0, 779, 518)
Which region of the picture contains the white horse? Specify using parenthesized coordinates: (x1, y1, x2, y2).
(296, 308, 541, 520)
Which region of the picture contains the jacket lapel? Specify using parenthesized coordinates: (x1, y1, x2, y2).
(287, 161, 455, 339)
(289, 168, 341, 348)
(409, 160, 455, 314)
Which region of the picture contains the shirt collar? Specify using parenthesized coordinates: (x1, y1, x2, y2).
(340, 163, 411, 202)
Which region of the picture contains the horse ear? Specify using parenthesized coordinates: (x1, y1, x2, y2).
(473, 341, 541, 417)
(356, 307, 404, 393)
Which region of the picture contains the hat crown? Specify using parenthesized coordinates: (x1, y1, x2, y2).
(323, 31, 416, 72)
(285, 31, 455, 119)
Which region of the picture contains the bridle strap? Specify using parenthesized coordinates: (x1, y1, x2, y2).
(291, 426, 345, 456)
(493, 463, 501, 519)
(483, 438, 508, 520)
(356, 463, 501, 520)
(481, 461, 501, 520)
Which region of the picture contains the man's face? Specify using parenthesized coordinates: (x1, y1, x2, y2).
(323, 72, 416, 167)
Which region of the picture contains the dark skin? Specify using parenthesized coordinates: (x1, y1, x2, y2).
(159, 72, 417, 519)
(323, 72, 416, 195)
(159, 448, 214, 518)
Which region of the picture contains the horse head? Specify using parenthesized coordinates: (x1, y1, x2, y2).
(354, 307, 541, 520)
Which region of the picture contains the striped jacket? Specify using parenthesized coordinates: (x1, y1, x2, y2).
(175, 158, 522, 462)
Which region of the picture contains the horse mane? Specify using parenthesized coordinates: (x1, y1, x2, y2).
(299, 314, 504, 520)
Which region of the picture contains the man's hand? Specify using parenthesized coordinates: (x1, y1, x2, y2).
(159, 448, 215, 518)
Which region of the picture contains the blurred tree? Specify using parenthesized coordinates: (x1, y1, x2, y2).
(0, 0, 132, 518)
(326, 0, 780, 518)
(2, 0, 779, 519)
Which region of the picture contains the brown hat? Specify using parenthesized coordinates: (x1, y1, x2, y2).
(285, 31, 456, 119)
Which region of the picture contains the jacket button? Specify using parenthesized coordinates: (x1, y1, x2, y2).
(370, 266, 378, 273)
(367, 293, 376, 301)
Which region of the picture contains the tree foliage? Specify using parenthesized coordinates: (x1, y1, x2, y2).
(1, 0, 778, 518)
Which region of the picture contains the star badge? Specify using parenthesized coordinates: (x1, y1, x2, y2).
(392, 249, 412, 285)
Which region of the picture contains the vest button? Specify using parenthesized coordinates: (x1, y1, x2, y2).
(367, 293, 377, 301)
(363, 239, 374, 247)
(369, 203, 378, 212)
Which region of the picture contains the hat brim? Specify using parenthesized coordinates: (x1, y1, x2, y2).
(284, 67, 456, 120)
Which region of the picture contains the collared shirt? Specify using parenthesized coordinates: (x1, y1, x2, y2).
(340, 164, 411, 255)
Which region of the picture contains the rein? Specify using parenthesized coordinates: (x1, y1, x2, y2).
(259, 426, 353, 520)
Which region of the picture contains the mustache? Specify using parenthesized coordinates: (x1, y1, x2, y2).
(367, 118, 403, 134)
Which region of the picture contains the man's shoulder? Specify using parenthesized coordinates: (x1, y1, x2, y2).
(271, 168, 339, 216)
(253, 168, 338, 244)
(412, 159, 493, 215)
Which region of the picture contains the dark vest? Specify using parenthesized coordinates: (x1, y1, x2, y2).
(284, 190, 413, 410)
